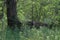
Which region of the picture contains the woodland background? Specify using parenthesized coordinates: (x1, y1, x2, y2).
(0, 0, 60, 40)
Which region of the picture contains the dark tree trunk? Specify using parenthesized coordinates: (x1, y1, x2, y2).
(6, 0, 22, 29)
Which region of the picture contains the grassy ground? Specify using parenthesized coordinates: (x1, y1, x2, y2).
(0, 15, 60, 40)
(0, 24, 60, 40)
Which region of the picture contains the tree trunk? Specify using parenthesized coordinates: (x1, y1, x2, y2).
(6, 0, 22, 29)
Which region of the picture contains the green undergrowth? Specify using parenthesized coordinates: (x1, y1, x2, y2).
(0, 25, 60, 40)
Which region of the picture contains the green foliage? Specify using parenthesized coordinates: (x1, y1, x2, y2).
(1, 26, 60, 40)
(0, 0, 60, 40)
(17, 0, 60, 25)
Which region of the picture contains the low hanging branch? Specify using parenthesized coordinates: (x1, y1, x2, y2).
(26, 21, 54, 29)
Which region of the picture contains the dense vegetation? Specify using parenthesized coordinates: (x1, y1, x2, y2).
(0, 0, 60, 40)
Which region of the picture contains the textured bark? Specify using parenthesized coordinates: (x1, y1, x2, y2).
(6, 0, 22, 29)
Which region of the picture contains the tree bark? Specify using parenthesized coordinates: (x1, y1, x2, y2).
(6, 0, 22, 29)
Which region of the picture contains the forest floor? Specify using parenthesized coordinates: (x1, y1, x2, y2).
(0, 25, 60, 40)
